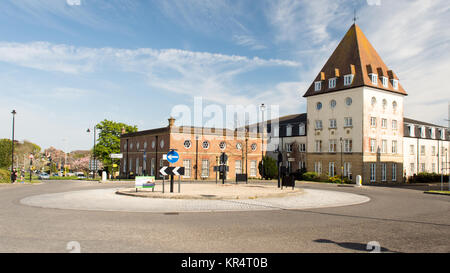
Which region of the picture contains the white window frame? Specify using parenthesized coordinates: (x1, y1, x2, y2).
(201, 160, 209, 178)
(370, 163, 376, 182)
(183, 159, 191, 178)
(329, 119, 337, 129)
(250, 160, 257, 177)
(286, 125, 292, 136)
(344, 74, 354, 86)
(369, 73, 378, 85)
(381, 118, 387, 129)
(329, 139, 337, 153)
(382, 76, 388, 87)
(235, 160, 242, 175)
(299, 143, 306, 152)
(392, 120, 398, 130)
(314, 81, 322, 91)
(392, 164, 397, 181)
(329, 78, 336, 89)
(286, 143, 293, 152)
(344, 162, 352, 177)
(410, 145, 415, 155)
(381, 139, 387, 154)
(421, 145, 426, 156)
(344, 139, 352, 153)
(315, 140, 322, 153)
(315, 120, 323, 130)
(299, 123, 306, 135)
(344, 117, 353, 127)
(392, 79, 398, 90)
(381, 163, 387, 182)
(151, 158, 155, 176)
(370, 139, 377, 153)
(314, 162, 322, 175)
(329, 162, 336, 177)
(392, 140, 398, 154)
(370, 117, 377, 127)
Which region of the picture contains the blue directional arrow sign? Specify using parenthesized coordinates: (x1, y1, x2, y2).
(166, 150, 179, 164)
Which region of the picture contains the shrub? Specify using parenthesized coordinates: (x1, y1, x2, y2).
(0, 168, 11, 183)
(408, 172, 449, 183)
(302, 172, 319, 181)
(328, 175, 342, 184)
(258, 156, 278, 180)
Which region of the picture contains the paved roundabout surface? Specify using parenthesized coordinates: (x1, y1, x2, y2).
(20, 185, 370, 213)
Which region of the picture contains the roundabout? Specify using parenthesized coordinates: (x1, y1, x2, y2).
(20, 183, 370, 213)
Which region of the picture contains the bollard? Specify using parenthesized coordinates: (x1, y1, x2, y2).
(356, 175, 362, 187)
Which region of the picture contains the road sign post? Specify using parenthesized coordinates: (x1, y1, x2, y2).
(159, 166, 185, 193)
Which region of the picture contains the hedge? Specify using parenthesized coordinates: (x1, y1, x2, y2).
(408, 172, 449, 183)
(0, 168, 10, 183)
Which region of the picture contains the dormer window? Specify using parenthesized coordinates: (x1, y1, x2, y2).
(420, 126, 425, 138)
(382, 76, 388, 88)
(392, 79, 398, 90)
(344, 74, 354, 86)
(286, 125, 292, 136)
(369, 73, 378, 85)
(409, 125, 415, 137)
(430, 128, 435, 139)
(314, 81, 322, 91)
(329, 78, 336, 89)
(299, 123, 305, 135)
(441, 129, 445, 140)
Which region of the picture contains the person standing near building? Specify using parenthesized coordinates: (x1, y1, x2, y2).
(11, 168, 17, 183)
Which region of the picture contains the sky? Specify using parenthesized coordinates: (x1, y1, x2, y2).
(0, 0, 449, 152)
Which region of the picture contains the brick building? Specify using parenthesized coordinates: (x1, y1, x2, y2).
(120, 117, 263, 180)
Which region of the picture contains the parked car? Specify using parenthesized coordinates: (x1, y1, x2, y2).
(39, 173, 50, 180)
(76, 173, 87, 179)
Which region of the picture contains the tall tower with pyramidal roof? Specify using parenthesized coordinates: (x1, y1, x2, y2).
(304, 24, 406, 184)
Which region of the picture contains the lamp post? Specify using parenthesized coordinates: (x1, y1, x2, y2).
(87, 127, 97, 179)
(260, 103, 265, 180)
(340, 137, 344, 181)
(11, 110, 16, 182)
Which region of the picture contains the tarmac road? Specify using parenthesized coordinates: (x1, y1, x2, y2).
(0, 180, 448, 253)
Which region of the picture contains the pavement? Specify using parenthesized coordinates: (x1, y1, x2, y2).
(0, 180, 448, 253)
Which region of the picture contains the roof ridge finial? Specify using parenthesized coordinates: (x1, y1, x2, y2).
(353, 8, 358, 24)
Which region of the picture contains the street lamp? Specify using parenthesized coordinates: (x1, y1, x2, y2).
(260, 103, 265, 180)
(87, 127, 97, 179)
(11, 110, 16, 182)
(340, 137, 344, 181)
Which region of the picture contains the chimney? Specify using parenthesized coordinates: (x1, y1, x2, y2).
(168, 117, 175, 128)
(320, 72, 325, 80)
(334, 68, 340, 77)
(350, 64, 356, 75)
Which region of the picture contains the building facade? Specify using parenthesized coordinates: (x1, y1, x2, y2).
(119, 24, 450, 184)
(120, 118, 263, 180)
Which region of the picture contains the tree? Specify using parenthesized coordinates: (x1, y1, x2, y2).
(71, 156, 91, 173)
(0, 139, 12, 169)
(94, 120, 137, 171)
(258, 156, 278, 180)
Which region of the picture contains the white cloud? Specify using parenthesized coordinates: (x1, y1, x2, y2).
(233, 35, 267, 50)
(359, 0, 450, 126)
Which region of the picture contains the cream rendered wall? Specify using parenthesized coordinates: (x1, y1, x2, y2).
(306, 87, 365, 154)
(403, 137, 450, 176)
(362, 87, 404, 160)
